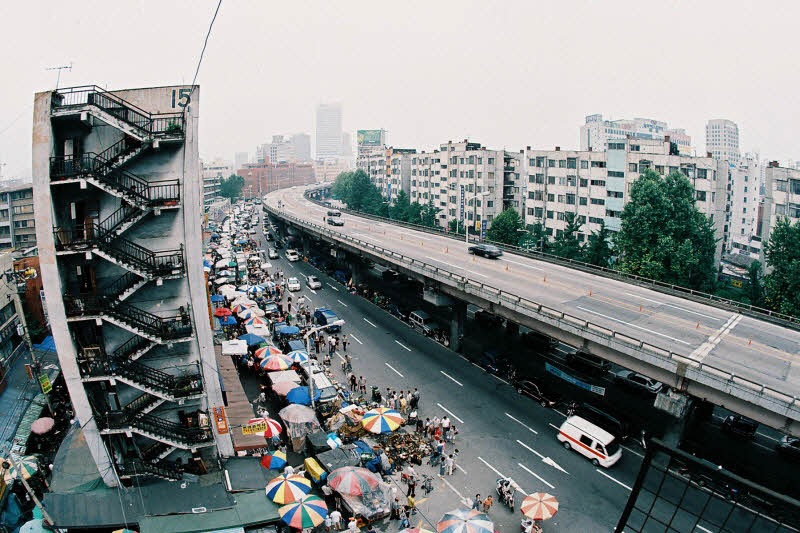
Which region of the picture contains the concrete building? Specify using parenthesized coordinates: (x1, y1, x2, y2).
(34, 84, 233, 487)
(0, 251, 29, 367)
(581, 114, 692, 155)
(238, 162, 315, 198)
(357, 130, 387, 156)
(357, 146, 416, 201)
(521, 138, 727, 263)
(0, 181, 37, 250)
(201, 157, 232, 208)
(234, 151, 249, 170)
(341, 132, 352, 159)
(725, 152, 763, 261)
(706, 119, 740, 166)
(759, 161, 800, 265)
(314, 158, 350, 183)
(315, 103, 343, 160)
(291, 133, 311, 162)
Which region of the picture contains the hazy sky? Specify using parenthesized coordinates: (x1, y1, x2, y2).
(1, 0, 798, 178)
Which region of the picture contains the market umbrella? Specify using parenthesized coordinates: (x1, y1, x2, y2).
(219, 315, 237, 326)
(279, 404, 317, 424)
(239, 307, 265, 319)
(266, 474, 312, 504)
(521, 493, 559, 521)
(203, 259, 214, 268)
(214, 277, 231, 285)
(286, 350, 309, 363)
(213, 307, 232, 317)
(279, 494, 328, 528)
(238, 333, 266, 346)
(437, 509, 494, 533)
(260, 355, 292, 371)
(273, 380, 298, 396)
(361, 407, 403, 434)
(215, 259, 229, 268)
(210, 294, 225, 303)
(255, 346, 284, 359)
(232, 303, 252, 314)
(247, 417, 283, 437)
(218, 284, 236, 293)
(245, 316, 268, 327)
(31, 417, 55, 435)
(260, 451, 287, 470)
(328, 466, 381, 496)
(19, 520, 49, 533)
(1, 454, 38, 482)
(247, 286, 265, 295)
(401, 529, 435, 533)
(287, 386, 321, 406)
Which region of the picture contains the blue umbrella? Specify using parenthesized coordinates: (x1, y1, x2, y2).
(218, 269, 234, 277)
(239, 333, 266, 346)
(219, 315, 237, 325)
(203, 260, 213, 268)
(235, 238, 248, 244)
(280, 326, 300, 336)
(287, 386, 321, 405)
(210, 294, 225, 302)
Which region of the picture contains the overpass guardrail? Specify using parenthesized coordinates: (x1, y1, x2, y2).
(300, 185, 800, 332)
(265, 201, 800, 427)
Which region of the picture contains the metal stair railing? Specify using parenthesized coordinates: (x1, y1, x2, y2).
(119, 458, 182, 481)
(98, 204, 142, 236)
(140, 441, 171, 462)
(96, 136, 143, 168)
(123, 392, 162, 418)
(131, 413, 212, 445)
(112, 334, 153, 361)
(100, 271, 144, 301)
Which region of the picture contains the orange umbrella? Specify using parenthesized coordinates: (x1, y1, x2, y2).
(520, 493, 559, 521)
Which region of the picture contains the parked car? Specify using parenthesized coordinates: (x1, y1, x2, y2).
(313, 308, 342, 332)
(467, 244, 503, 258)
(268, 248, 279, 259)
(306, 275, 322, 290)
(722, 415, 758, 439)
(327, 210, 342, 217)
(578, 402, 632, 441)
(565, 350, 611, 375)
(515, 378, 560, 408)
(614, 370, 663, 394)
(409, 310, 439, 336)
(776, 436, 800, 461)
(286, 277, 301, 291)
(381, 269, 400, 282)
(285, 249, 300, 262)
(327, 217, 344, 227)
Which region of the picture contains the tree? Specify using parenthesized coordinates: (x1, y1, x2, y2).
(218, 174, 244, 199)
(584, 221, 613, 268)
(406, 202, 423, 225)
(744, 260, 764, 307)
(419, 201, 440, 227)
(390, 190, 411, 221)
(616, 169, 717, 291)
(763, 218, 800, 316)
(486, 208, 522, 245)
(448, 219, 464, 235)
(551, 212, 583, 260)
(519, 222, 549, 252)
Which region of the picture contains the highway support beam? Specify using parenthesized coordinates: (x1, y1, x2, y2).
(450, 301, 467, 353)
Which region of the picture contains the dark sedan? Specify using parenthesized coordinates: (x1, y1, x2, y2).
(468, 244, 503, 258)
(515, 378, 560, 407)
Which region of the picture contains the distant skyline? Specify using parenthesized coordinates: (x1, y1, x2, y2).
(1, 0, 799, 179)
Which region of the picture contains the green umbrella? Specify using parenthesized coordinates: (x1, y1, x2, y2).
(1, 454, 39, 482)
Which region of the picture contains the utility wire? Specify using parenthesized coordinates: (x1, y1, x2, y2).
(188, 0, 223, 102)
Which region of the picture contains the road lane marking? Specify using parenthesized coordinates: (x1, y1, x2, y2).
(300, 274, 308, 279)
(309, 289, 317, 294)
(517, 440, 569, 474)
(385, 363, 404, 377)
(548, 423, 560, 431)
(492, 374, 509, 384)
(757, 432, 779, 442)
(395, 340, 412, 352)
(440, 371, 463, 386)
(439, 475, 471, 507)
(328, 284, 339, 291)
(623, 293, 721, 321)
(476, 457, 528, 495)
(336, 352, 346, 362)
(621, 445, 644, 459)
(691, 314, 743, 362)
(337, 299, 348, 307)
(596, 469, 632, 491)
(455, 464, 468, 474)
(364, 318, 377, 327)
(350, 334, 363, 345)
(504, 258, 544, 271)
(517, 463, 554, 490)
(576, 306, 691, 345)
(505, 413, 538, 434)
(424, 256, 488, 278)
(437, 403, 464, 424)
(695, 526, 714, 533)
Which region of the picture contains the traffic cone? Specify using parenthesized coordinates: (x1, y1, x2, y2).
(505, 264, 509, 271)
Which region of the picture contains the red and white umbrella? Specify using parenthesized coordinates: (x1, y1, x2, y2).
(247, 417, 282, 438)
(255, 346, 284, 359)
(520, 493, 559, 521)
(327, 466, 381, 496)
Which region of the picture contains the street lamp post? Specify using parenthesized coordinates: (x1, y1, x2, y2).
(303, 319, 345, 410)
(467, 191, 492, 244)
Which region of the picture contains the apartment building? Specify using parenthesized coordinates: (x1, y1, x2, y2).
(357, 146, 416, 201)
(760, 162, 800, 264)
(34, 84, 233, 487)
(725, 153, 763, 261)
(0, 182, 37, 250)
(237, 162, 315, 197)
(706, 119, 740, 166)
(581, 114, 692, 155)
(201, 158, 232, 208)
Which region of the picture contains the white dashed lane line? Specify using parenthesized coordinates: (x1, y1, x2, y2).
(364, 318, 377, 328)
(337, 299, 348, 307)
(328, 284, 339, 291)
(437, 403, 464, 424)
(596, 469, 632, 491)
(395, 340, 412, 352)
(350, 334, 363, 345)
(440, 371, 463, 387)
(385, 363, 404, 377)
(577, 306, 690, 345)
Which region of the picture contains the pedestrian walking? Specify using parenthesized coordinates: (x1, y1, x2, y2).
(472, 494, 482, 510)
(399, 395, 407, 414)
(445, 454, 454, 475)
(349, 373, 358, 392)
(329, 509, 342, 530)
(344, 353, 352, 373)
(482, 495, 493, 513)
(359, 376, 367, 394)
(342, 334, 348, 352)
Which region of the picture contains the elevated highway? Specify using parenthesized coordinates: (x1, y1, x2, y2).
(264, 186, 800, 436)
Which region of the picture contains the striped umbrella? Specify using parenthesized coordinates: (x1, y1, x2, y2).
(266, 474, 312, 504)
(246, 417, 282, 437)
(1, 454, 38, 482)
(402, 529, 435, 533)
(361, 407, 403, 434)
(279, 494, 328, 528)
(255, 346, 284, 359)
(260, 450, 287, 470)
(239, 307, 265, 319)
(260, 355, 292, 371)
(286, 350, 309, 363)
(437, 509, 494, 533)
(273, 380, 299, 396)
(328, 466, 381, 496)
(232, 303, 251, 314)
(245, 316, 268, 327)
(521, 493, 559, 521)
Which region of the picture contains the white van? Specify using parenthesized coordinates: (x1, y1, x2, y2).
(556, 416, 622, 468)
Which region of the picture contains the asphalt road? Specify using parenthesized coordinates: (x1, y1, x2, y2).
(265, 188, 800, 404)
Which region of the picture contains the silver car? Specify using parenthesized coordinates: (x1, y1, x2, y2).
(614, 370, 663, 394)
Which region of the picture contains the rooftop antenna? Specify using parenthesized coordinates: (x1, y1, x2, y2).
(45, 62, 72, 89)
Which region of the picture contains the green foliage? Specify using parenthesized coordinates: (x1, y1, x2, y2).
(332, 169, 389, 216)
(763, 218, 800, 316)
(584, 221, 613, 268)
(745, 260, 763, 307)
(419, 201, 441, 228)
(448, 218, 464, 235)
(406, 202, 423, 225)
(390, 190, 410, 221)
(551, 212, 583, 260)
(616, 169, 717, 291)
(218, 174, 244, 199)
(520, 222, 549, 252)
(486, 208, 523, 246)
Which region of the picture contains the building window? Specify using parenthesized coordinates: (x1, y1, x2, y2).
(547, 176, 555, 185)
(548, 159, 555, 168)
(546, 210, 554, 219)
(629, 163, 638, 172)
(488, 158, 495, 164)
(591, 161, 606, 168)
(534, 207, 543, 218)
(776, 181, 788, 192)
(608, 171, 624, 178)
(579, 197, 588, 206)
(566, 194, 576, 205)
(607, 191, 623, 199)
(12, 205, 33, 215)
(567, 158, 577, 169)
(581, 161, 589, 169)
(558, 160, 566, 168)
(697, 169, 708, 179)
(0, 302, 15, 324)
(579, 178, 588, 187)
(590, 198, 605, 205)
(590, 180, 606, 187)
(547, 193, 555, 202)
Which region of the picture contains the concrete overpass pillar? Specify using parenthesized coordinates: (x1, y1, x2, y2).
(350, 256, 367, 286)
(450, 301, 467, 352)
(301, 235, 312, 257)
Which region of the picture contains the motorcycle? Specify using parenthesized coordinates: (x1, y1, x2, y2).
(520, 518, 543, 533)
(496, 477, 518, 510)
(565, 400, 579, 417)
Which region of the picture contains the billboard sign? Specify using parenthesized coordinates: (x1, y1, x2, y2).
(459, 186, 465, 221)
(357, 130, 383, 146)
(481, 219, 487, 240)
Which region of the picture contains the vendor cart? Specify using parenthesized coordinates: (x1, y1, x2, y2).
(304, 457, 326, 484)
(337, 482, 392, 526)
